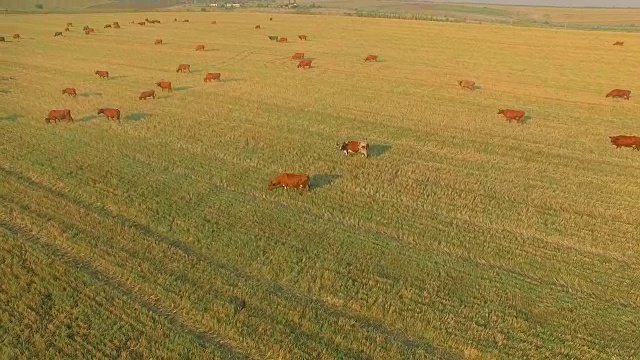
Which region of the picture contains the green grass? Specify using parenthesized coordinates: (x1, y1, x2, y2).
(2, 11, 640, 359)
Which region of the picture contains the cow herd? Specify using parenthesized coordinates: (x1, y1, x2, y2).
(2, 16, 639, 194)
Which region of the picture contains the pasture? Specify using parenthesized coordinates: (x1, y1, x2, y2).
(2, 11, 640, 359)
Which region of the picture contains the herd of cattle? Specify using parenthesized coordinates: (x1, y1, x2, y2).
(3, 17, 640, 193)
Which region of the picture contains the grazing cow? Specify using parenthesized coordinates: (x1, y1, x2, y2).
(497, 109, 525, 123)
(458, 80, 475, 90)
(183, 19, 189, 22)
(54, 32, 63, 37)
(139, 90, 156, 100)
(195, 44, 205, 51)
(613, 41, 624, 46)
(113, 23, 121, 29)
(606, 89, 631, 100)
(113, 22, 119, 26)
(86, 28, 95, 34)
(104, 24, 112, 28)
(155, 39, 163, 45)
(204, 72, 221, 82)
(610, 135, 640, 150)
(174, 18, 178, 22)
(67, 22, 73, 27)
(298, 35, 307, 41)
(62, 87, 77, 97)
(268, 173, 310, 194)
(156, 81, 173, 92)
(291, 52, 304, 60)
(337, 141, 369, 158)
(64, 27, 70, 32)
(176, 64, 191, 73)
(45, 109, 73, 123)
(211, 21, 217, 24)
(365, 55, 378, 62)
(95, 70, 109, 79)
(13, 34, 20, 39)
(138, 22, 146, 26)
(97, 108, 120, 121)
(297, 60, 312, 69)
(277, 37, 288, 42)
(268, 35, 278, 41)
(0, 37, 4, 42)
(255, 25, 261, 29)
(270, 17, 273, 21)
(83, 25, 89, 31)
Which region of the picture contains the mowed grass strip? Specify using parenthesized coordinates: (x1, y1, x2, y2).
(2, 11, 640, 359)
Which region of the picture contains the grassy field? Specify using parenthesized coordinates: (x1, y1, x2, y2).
(2, 11, 640, 360)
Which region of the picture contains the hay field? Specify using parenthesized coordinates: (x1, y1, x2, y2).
(2, 12, 640, 360)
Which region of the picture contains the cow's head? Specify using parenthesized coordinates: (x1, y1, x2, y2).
(97, 109, 105, 115)
(268, 182, 276, 191)
(497, 109, 504, 115)
(337, 142, 347, 151)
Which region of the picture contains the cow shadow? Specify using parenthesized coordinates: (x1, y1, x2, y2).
(174, 86, 193, 92)
(220, 78, 242, 83)
(78, 114, 101, 122)
(204, 49, 217, 52)
(0, 89, 10, 94)
(310, 174, 340, 190)
(0, 77, 15, 82)
(474, 85, 482, 90)
(190, 69, 204, 73)
(0, 114, 21, 122)
(124, 112, 149, 121)
(368, 144, 391, 157)
(109, 75, 128, 80)
(78, 92, 102, 97)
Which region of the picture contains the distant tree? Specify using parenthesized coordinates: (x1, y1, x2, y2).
(35, 3, 44, 9)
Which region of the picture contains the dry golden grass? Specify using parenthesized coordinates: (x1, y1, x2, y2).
(2, 11, 640, 359)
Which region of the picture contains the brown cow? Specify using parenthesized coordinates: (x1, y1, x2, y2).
(195, 44, 205, 51)
(83, 25, 90, 31)
(270, 17, 273, 21)
(291, 52, 304, 60)
(113, 22, 120, 26)
(268, 173, 310, 194)
(155, 39, 163, 45)
(67, 22, 73, 27)
(113, 23, 121, 29)
(255, 25, 261, 29)
(156, 81, 173, 92)
(64, 27, 70, 32)
(298, 35, 307, 41)
(606, 89, 631, 100)
(497, 109, 525, 123)
(104, 24, 112, 28)
(62, 87, 77, 97)
(183, 19, 189, 22)
(365, 55, 378, 62)
(613, 41, 624, 46)
(138, 22, 146, 26)
(85, 28, 95, 34)
(277, 37, 288, 42)
(337, 141, 369, 158)
(45, 109, 74, 123)
(84, 30, 91, 35)
(204, 73, 221, 82)
(174, 18, 178, 22)
(54, 32, 63, 37)
(13, 34, 20, 39)
(297, 60, 312, 69)
(211, 21, 217, 24)
(95, 70, 109, 79)
(97, 108, 121, 121)
(176, 64, 191, 73)
(610, 135, 640, 150)
(139, 90, 156, 100)
(0, 37, 4, 42)
(458, 80, 475, 91)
